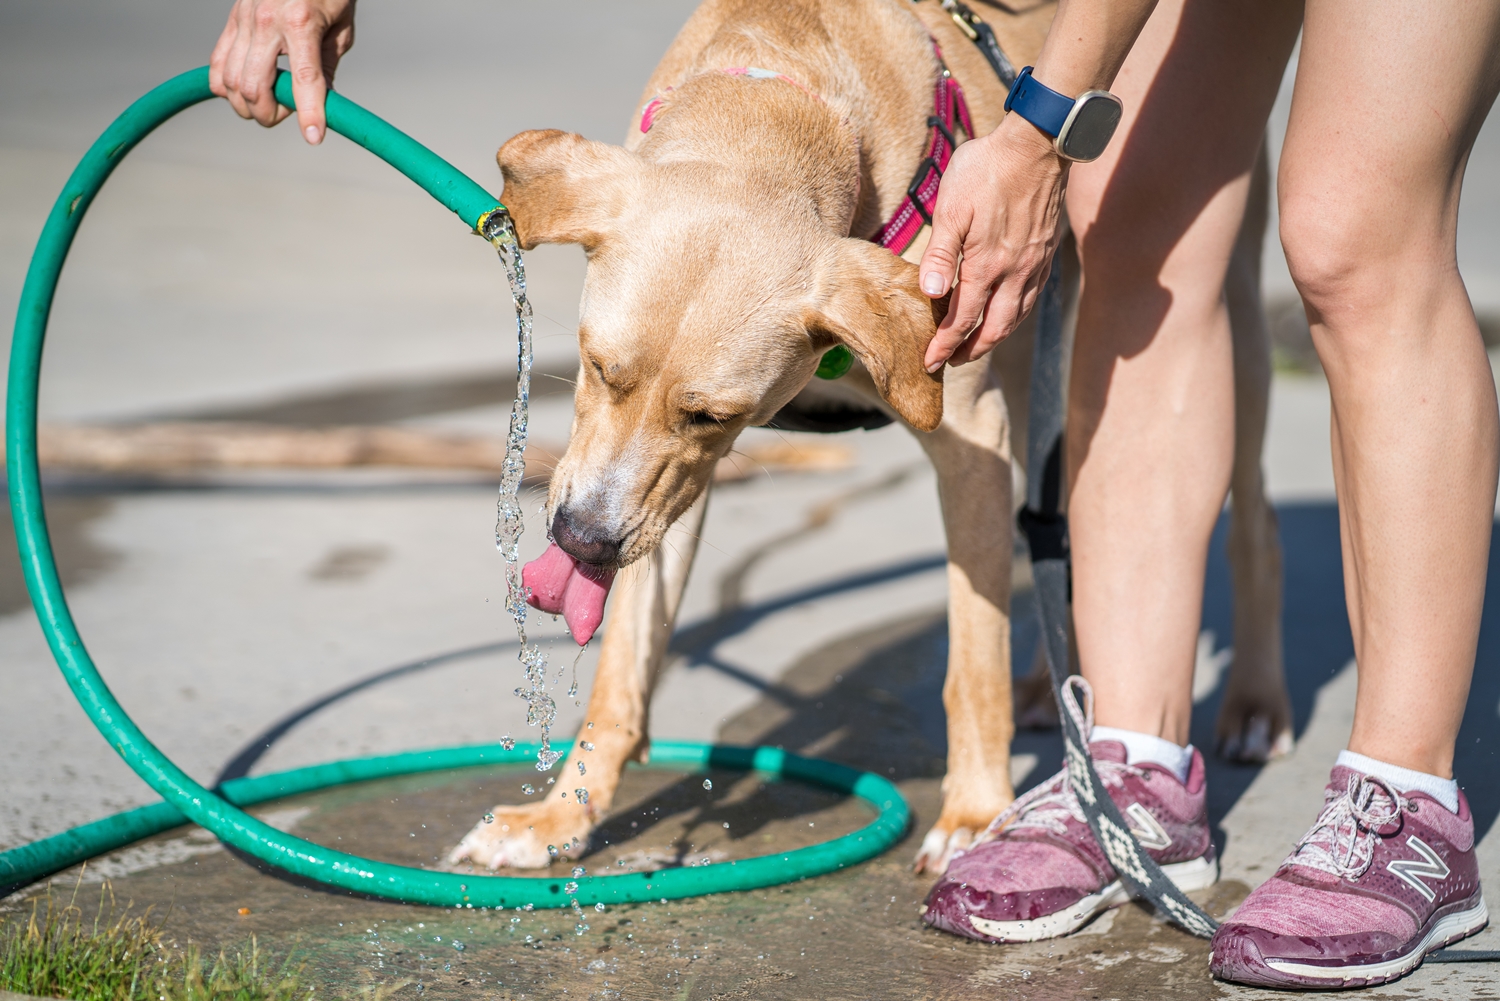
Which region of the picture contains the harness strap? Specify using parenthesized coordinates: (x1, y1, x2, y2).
(873, 68, 972, 255)
(934, 0, 1019, 88)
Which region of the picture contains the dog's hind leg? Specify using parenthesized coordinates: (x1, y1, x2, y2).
(447, 492, 709, 869)
(912, 359, 1016, 875)
(1216, 141, 1293, 762)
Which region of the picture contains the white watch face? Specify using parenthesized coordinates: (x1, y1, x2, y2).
(1058, 92, 1123, 162)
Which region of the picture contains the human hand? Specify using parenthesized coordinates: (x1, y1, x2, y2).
(209, 0, 357, 145)
(918, 114, 1069, 371)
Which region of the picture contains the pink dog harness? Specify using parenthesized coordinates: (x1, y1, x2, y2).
(871, 63, 973, 256)
(637, 56, 974, 259)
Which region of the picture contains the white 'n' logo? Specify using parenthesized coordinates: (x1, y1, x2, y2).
(1386, 836, 1449, 902)
(1125, 802, 1172, 852)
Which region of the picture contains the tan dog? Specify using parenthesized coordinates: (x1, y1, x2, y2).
(449, 0, 1292, 876)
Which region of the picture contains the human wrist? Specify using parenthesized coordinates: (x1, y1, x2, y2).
(992, 112, 1069, 176)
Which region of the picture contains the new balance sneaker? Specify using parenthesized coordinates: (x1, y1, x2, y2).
(922, 740, 1218, 942)
(1211, 766, 1488, 989)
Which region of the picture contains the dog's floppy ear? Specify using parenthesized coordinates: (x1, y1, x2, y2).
(498, 130, 641, 251)
(806, 238, 946, 432)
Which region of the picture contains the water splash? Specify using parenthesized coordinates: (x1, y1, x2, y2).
(482, 209, 561, 774)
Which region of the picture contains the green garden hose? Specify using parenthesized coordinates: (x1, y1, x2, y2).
(2, 67, 909, 908)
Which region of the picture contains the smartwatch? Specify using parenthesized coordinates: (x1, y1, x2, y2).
(1003, 66, 1123, 163)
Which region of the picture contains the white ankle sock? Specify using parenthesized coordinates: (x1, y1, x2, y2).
(1090, 726, 1193, 782)
(1336, 750, 1459, 814)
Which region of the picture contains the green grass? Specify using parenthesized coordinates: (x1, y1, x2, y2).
(0, 883, 308, 1001)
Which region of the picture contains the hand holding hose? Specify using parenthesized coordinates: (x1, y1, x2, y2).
(917, 114, 1068, 371)
(210, 0, 356, 145)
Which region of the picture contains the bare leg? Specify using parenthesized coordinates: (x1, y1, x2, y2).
(1218, 142, 1294, 761)
(1280, 0, 1500, 778)
(448, 492, 709, 868)
(1065, 0, 1301, 745)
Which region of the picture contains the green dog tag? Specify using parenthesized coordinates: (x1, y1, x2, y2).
(815, 344, 854, 380)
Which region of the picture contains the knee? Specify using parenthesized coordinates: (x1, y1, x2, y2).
(1278, 173, 1447, 322)
(1277, 191, 1377, 319)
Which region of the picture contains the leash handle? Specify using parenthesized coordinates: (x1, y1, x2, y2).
(1020, 256, 1219, 939)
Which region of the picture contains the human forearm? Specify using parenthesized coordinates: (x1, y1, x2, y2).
(1032, 0, 1158, 96)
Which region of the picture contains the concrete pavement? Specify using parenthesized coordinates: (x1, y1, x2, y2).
(3, 3, 1500, 998)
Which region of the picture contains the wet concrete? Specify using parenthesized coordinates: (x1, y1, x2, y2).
(7, 600, 1499, 1000)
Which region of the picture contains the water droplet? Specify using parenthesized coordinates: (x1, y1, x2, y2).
(564, 881, 579, 894)
(547, 845, 559, 857)
(581, 741, 594, 751)
(1021, 970, 1031, 980)
(587, 722, 594, 729)
(483, 813, 495, 824)
(452, 941, 465, 952)
(523, 903, 534, 911)
(521, 783, 535, 795)
(701, 857, 711, 866)
(702, 779, 713, 791)
(578, 761, 586, 775)
(572, 866, 586, 877)
(595, 902, 606, 912)
(576, 787, 590, 804)
(500, 735, 516, 750)
(575, 923, 589, 936)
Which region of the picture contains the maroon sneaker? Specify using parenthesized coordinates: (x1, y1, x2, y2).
(1211, 766, 1488, 989)
(922, 741, 1218, 942)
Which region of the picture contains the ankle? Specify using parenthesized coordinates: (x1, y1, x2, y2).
(1336, 749, 1459, 813)
(1091, 725, 1193, 782)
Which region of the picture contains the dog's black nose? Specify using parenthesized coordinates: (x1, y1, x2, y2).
(551, 509, 621, 567)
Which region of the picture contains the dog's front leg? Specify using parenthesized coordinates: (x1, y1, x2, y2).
(912, 360, 1015, 874)
(447, 492, 709, 869)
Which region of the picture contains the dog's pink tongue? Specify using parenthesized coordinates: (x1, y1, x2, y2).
(521, 542, 616, 646)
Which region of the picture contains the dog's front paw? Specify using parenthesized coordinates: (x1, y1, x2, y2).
(913, 822, 979, 875)
(446, 798, 594, 870)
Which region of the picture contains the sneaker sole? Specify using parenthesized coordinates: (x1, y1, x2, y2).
(1212, 893, 1489, 989)
(967, 853, 1219, 943)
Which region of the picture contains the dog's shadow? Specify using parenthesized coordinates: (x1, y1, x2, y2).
(614, 501, 1500, 861)
(216, 501, 1500, 870)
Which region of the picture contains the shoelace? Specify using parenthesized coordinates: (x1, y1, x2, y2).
(1287, 773, 1404, 880)
(977, 677, 1146, 841)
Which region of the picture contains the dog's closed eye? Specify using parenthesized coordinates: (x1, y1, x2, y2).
(682, 409, 727, 428)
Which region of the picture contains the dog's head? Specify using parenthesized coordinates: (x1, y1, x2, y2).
(500, 128, 943, 569)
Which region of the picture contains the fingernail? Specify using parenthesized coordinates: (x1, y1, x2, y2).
(926, 359, 944, 374)
(304, 125, 321, 144)
(921, 272, 946, 296)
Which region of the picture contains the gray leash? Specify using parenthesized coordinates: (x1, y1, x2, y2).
(1017, 257, 1220, 939)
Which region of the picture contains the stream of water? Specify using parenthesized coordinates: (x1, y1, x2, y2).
(482, 209, 562, 774)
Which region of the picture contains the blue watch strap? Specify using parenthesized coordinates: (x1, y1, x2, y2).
(1003, 66, 1073, 138)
